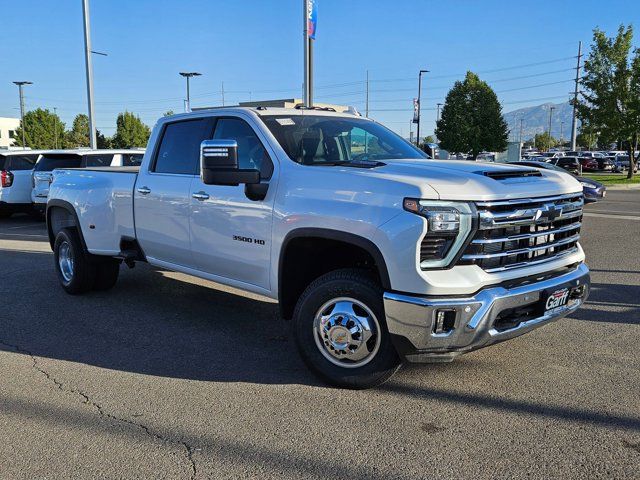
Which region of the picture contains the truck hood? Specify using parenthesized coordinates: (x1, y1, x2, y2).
(356, 159, 582, 201)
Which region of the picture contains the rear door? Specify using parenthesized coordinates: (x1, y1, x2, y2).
(134, 117, 215, 268)
(189, 116, 275, 289)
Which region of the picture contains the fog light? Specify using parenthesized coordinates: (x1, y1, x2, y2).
(434, 309, 456, 334)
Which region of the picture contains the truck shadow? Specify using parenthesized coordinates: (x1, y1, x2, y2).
(0, 254, 319, 386)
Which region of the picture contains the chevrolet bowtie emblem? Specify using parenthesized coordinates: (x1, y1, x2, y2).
(534, 205, 562, 222)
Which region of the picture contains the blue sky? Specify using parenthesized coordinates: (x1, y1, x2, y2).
(1, 0, 638, 137)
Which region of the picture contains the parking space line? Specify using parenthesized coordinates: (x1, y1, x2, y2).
(583, 213, 640, 220)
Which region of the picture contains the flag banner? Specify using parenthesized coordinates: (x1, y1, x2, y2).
(307, 0, 317, 39)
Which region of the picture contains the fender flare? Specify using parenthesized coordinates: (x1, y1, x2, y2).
(278, 227, 392, 294)
(46, 200, 88, 252)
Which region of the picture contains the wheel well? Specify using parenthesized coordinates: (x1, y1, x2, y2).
(47, 204, 81, 250)
(279, 234, 390, 320)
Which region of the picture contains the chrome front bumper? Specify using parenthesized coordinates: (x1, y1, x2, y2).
(384, 263, 590, 363)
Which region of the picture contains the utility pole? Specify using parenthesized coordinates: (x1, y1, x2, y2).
(560, 121, 565, 145)
(179, 72, 202, 112)
(570, 41, 582, 151)
(53, 107, 58, 149)
(365, 70, 369, 117)
(548, 106, 555, 151)
(436, 102, 442, 121)
(303, 0, 316, 107)
(12, 81, 32, 148)
(415, 69, 429, 147)
(81, 0, 97, 149)
(519, 118, 524, 145)
(221, 82, 225, 106)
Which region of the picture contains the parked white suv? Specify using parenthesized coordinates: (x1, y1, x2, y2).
(45, 108, 590, 388)
(0, 149, 45, 218)
(32, 149, 144, 212)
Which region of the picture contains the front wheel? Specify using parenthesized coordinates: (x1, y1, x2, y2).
(292, 269, 401, 389)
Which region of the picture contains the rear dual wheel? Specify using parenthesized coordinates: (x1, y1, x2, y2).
(54, 227, 120, 294)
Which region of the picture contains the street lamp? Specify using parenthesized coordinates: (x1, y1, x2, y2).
(179, 72, 202, 112)
(415, 69, 429, 147)
(12, 81, 32, 148)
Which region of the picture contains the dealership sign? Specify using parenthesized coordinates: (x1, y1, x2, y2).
(307, 0, 317, 39)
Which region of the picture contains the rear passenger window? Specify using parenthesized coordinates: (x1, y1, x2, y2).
(7, 155, 38, 170)
(154, 118, 215, 175)
(84, 154, 114, 167)
(122, 153, 144, 166)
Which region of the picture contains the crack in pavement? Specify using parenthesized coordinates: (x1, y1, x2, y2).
(0, 338, 198, 479)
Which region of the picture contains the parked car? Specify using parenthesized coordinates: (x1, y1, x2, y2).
(611, 155, 637, 173)
(593, 156, 615, 171)
(578, 157, 599, 172)
(44, 107, 590, 388)
(550, 156, 582, 174)
(0, 149, 44, 218)
(31, 149, 145, 213)
(541, 151, 564, 160)
(475, 152, 496, 162)
(509, 160, 606, 203)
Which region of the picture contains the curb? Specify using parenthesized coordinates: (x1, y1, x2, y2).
(606, 184, 640, 190)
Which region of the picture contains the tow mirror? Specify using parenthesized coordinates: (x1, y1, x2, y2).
(200, 139, 260, 186)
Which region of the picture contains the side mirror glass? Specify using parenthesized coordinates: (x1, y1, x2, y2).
(200, 139, 260, 186)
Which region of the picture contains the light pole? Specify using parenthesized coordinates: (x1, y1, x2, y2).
(81, 0, 97, 149)
(548, 106, 555, 151)
(179, 72, 202, 112)
(560, 121, 565, 145)
(415, 69, 429, 147)
(12, 81, 32, 148)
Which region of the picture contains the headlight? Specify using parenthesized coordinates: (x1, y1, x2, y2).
(404, 199, 475, 268)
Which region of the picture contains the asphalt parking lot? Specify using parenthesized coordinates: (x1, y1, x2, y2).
(0, 190, 638, 479)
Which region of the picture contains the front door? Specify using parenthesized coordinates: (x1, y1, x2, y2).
(189, 116, 276, 290)
(135, 117, 215, 268)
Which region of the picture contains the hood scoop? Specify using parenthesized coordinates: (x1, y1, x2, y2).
(479, 169, 542, 180)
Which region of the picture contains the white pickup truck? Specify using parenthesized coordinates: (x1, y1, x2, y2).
(46, 107, 590, 388)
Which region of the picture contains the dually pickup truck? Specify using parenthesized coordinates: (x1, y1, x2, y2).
(46, 107, 590, 388)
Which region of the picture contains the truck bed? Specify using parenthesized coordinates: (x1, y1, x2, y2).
(48, 168, 139, 255)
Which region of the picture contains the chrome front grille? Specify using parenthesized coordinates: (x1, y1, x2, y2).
(459, 193, 584, 272)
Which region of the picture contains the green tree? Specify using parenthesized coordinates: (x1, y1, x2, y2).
(12, 108, 66, 149)
(66, 114, 90, 148)
(534, 132, 558, 152)
(97, 130, 112, 149)
(435, 71, 508, 158)
(576, 25, 639, 178)
(111, 111, 151, 148)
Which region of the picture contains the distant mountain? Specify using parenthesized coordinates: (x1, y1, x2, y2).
(503, 102, 576, 141)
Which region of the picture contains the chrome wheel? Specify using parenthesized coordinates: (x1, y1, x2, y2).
(313, 297, 381, 368)
(58, 240, 74, 283)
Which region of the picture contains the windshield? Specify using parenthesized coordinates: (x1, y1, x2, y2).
(34, 154, 82, 172)
(261, 114, 427, 165)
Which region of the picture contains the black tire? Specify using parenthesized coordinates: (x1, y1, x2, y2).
(93, 259, 121, 291)
(53, 227, 96, 294)
(292, 268, 401, 389)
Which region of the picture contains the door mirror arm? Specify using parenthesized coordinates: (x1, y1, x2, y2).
(245, 182, 269, 201)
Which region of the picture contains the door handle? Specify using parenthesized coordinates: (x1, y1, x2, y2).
(192, 191, 210, 201)
(137, 186, 151, 195)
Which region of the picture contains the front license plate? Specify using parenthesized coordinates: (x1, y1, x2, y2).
(543, 287, 570, 314)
